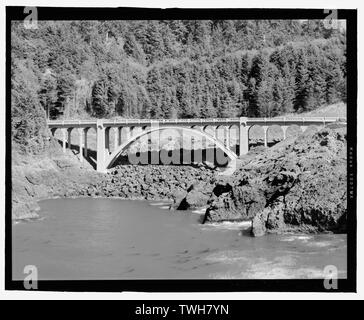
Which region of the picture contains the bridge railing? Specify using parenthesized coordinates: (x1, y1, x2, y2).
(47, 116, 345, 127)
(247, 116, 342, 122)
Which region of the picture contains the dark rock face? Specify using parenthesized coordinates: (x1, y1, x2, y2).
(203, 127, 347, 235)
(94, 165, 216, 203)
(203, 176, 266, 223)
(177, 182, 215, 210)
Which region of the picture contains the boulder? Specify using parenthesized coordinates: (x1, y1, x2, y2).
(177, 182, 214, 210)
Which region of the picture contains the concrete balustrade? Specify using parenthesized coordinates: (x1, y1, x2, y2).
(47, 116, 342, 172)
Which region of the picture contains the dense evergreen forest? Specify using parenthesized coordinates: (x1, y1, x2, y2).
(11, 20, 346, 152)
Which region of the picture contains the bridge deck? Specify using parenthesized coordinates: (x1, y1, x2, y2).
(47, 117, 344, 128)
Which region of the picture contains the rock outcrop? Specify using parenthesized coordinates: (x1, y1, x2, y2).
(90, 165, 216, 204)
(11, 140, 103, 220)
(177, 181, 215, 210)
(202, 126, 347, 236)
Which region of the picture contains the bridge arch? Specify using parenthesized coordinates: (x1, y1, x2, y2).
(105, 126, 238, 170)
(248, 124, 265, 147)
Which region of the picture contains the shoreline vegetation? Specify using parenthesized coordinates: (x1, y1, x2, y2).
(12, 118, 347, 237)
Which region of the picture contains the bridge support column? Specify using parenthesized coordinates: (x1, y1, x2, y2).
(113, 127, 119, 151)
(97, 120, 106, 173)
(105, 127, 110, 154)
(78, 128, 84, 162)
(117, 127, 122, 146)
(61, 128, 67, 153)
(263, 126, 268, 148)
(150, 122, 160, 165)
(224, 126, 230, 149)
(84, 128, 89, 158)
(67, 128, 73, 149)
(281, 126, 288, 140)
(239, 118, 249, 156)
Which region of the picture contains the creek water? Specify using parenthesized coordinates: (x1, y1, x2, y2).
(12, 198, 347, 280)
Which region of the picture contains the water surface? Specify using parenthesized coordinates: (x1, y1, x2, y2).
(13, 198, 347, 280)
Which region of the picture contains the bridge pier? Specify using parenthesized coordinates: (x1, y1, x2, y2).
(67, 128, 73, 150)
(78, 128, 84, 162)
(239, 118, 249, 157)
(97, 120, 106, 173)
(83, 128, 89, 158)
(117, 127, 122, 146)
(263, 126, 269, 147)
(282, 126, 288, 140)
(150, 122, 160, 165)
(113, 127, 119, 151)
(61, 128, 67, 153)
(224, 126, 230, 149)
(105, 127, 110, 154)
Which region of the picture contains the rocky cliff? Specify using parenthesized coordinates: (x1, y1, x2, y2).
(201, 125, 347, 236)
(12, 140, 103, 219)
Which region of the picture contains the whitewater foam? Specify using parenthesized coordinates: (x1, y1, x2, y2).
(200, 221, 252, 231)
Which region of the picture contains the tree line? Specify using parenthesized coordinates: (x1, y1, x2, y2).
(11, 20, 346, 152)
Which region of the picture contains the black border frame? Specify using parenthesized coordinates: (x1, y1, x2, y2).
(5, 6, 357, 292)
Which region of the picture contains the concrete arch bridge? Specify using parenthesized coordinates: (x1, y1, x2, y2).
(47, 117, 342, 172)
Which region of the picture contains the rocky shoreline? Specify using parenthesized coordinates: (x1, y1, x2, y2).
(11, 139, 218, 220)
(202, 125, 347, 236)
(12, 125, 347, 237)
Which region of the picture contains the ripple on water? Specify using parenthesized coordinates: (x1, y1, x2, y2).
(199, 221, 252, 231)
(280, 235, 315, 242)
(191, 207, 207, 215)
(149, 202, 172, 206)
(280, 235, 344, 249)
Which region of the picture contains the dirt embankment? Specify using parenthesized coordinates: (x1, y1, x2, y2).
(199, 126, 347, 236)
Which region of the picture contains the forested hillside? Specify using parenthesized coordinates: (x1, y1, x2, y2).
(11, 20, 346, 152)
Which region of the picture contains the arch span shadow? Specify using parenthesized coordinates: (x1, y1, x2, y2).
(110, 147, 231, 169)
(106, 126, 238, 170)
